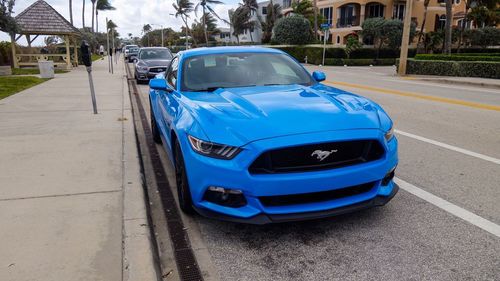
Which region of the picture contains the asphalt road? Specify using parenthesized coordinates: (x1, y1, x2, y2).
(132, 64, 500, 281)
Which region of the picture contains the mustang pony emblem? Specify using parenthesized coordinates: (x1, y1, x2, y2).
(311, 150, 338, 161)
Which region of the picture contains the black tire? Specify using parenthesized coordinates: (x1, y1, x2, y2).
(174, 141, 195, 214)
(150, 100, 162, 144)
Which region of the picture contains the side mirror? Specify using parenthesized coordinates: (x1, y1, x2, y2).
(149, 78, 170, 91)
(312, 71, 326, 82)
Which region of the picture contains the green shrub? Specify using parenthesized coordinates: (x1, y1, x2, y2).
(324, 58, 395, 66)
(451, 53, 500, 57)
(0, 41, 12, 66)
(415, 54, 500, 62)
(403, 59, 500, 79)
(272, 15, 313, 45)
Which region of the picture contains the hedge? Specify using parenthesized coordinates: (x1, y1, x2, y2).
(403, 59, 500, 79)
(451, 53, 500, 57)
(415, 54, 500, 62)
(272, 46, 414, 64)
(324, 58, 396, 66)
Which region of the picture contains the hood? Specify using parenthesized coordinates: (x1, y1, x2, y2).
(184, 84, 384, 146)
(142, 59, 171, 67)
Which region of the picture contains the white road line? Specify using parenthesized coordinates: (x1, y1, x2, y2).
(395, 130, 500, 165)
(395, 178, 500, 238)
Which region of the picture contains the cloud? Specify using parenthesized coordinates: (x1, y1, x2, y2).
(0, 0, 239, 45)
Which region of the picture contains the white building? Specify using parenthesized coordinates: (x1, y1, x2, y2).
(214, 28, 231, 44)
(228, 0, 284, 44)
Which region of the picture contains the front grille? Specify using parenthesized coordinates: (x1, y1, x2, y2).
(249, 140, 384, 174)
(149, 67, 166, 73)
(259, 182, 375, 207)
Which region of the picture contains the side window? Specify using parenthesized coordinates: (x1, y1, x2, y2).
(167, 57, 179, 89)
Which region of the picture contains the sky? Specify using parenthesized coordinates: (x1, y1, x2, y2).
(0, 0, 239, 46)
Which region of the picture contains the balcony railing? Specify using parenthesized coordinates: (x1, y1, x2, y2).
(337, 16, 358, 28)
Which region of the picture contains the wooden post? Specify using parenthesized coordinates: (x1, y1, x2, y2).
(73, 36, 78, 66)
(10, 33, 18, 68)
(65, 35, 71, 69)
(398, 0, 413, 76)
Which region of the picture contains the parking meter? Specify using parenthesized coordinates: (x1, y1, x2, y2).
(81, 41, 92, 67)
(81, 40, 98, 114)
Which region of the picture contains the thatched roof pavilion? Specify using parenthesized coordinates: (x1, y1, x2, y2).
(11, 0, 81, 69)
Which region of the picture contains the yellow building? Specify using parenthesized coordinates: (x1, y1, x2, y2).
(282, 0, 468, 45)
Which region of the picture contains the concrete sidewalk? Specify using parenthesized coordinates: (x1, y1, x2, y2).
(0, 58, 158, 280)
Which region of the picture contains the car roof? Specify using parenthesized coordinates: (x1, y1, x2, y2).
(180, 46, 284, 59)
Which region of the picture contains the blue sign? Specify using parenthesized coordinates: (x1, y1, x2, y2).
(320, 23, 331, 29)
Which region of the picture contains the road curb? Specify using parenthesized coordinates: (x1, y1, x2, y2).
(407, 77, 500, 90)
(121, 63, 161, 281)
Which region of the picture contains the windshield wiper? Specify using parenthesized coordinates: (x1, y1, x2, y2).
(192, 87, 224, 92)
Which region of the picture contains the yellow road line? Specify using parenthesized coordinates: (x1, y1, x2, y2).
(325, 80, 500, 112)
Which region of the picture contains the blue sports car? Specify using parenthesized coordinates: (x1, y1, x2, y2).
(148, 47, 398, 224)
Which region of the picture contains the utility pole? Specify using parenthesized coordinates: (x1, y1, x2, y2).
(106, 17, 111, 73)
(398, 0, 414, 76)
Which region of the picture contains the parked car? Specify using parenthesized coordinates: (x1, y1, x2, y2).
(134, 47, 173, 83)
(148, 47, 398, 224)
(124, 44, 139, 62)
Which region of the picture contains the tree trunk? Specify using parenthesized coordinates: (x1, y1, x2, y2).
(91, 3, 95, 33)
(69, 0, 73, 25)
(443, 0, 452, 54)
(457, 2, 470, 53)
(203, 6, 209, 45)
(417, 2, 429, 52)
(313, 0, 318, 40)
(249, 26, 254, 42)
(182, 16, 197, 46)
(82, 0, 85, 28)
(96, 11, 99, 33)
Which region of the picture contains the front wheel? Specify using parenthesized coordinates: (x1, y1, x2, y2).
(150, 100, 162, 144)
(175, 142, 195, 214)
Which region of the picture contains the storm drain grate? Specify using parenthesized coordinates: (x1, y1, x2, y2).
(127, 64, 203, 281)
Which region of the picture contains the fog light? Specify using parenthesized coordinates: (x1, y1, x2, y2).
(203, 186, 247, 207)
(381, 167, 396, 186)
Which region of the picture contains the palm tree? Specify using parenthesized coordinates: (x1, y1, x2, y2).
(195, 0, 225, 45)
(241, 0, 258, 42)
(173, 0, 198, 46)
(82, 0, 85, 28)
(444, 0, 452, 54)
(417, 0, 430, 50)
(230, 6, 252, 44)
(312, 0, 318, 40)
(260, 1, 282, 43)
(96, 0, 115, 33)
(142, 24, 152, 46)
(69, 0, 73, 25)
(91, 0, 96, 32)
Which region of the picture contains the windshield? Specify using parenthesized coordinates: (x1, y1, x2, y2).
(181, 53, 314, 92)
(139, 49, 172, 60)
(126, 45, 138, 50)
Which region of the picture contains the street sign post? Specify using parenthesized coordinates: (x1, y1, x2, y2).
(321, 24, 331, 66)
(81, 41, 98, 114)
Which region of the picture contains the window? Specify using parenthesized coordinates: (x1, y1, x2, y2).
(139, 49, 172, 60)
(393, 3, 405, 20)
(167, 57, 179, 89)
(338, 5, 356, 27)
(367, 4, 384, 18)
(320, 7, 333, 25)
(262, 6, 267, 14)
(283, 0, 292, 8)
(435, 14, 446, 30)
(181, 53, 314, 92)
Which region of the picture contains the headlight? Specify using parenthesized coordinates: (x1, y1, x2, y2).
(188, 135, 241, 159)
(385, 126, 394, 141)
(137, 65, 148, 72)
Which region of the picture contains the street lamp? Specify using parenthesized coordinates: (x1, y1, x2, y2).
(150, 24, 165, 47)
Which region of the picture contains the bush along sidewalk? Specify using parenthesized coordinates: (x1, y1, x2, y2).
(272, 46, 412, 66)
(415, 54, 500, 62)
(400, 59, 500, 79)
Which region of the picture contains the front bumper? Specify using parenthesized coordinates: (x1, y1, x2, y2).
(179, 129, 398, 224)
(136, 71, 165, 81)
(194, 184, 398, 224)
